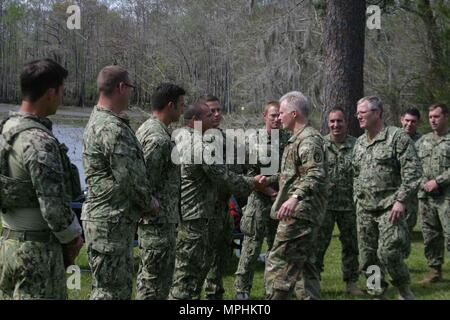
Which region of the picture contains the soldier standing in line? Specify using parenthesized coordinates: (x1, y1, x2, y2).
(352, 96, 421, 300)
(400, 107, 422, 234)
(82, 66, 158, 300)
(169, 101, 267, 300)
(416, 103, 450, 284)
(135, 83, 185, 300)
(0, 59, 83, 299)
(315, 107, 363, 296)
(234, 101, 289, 300)
(200, 95, 235, 300)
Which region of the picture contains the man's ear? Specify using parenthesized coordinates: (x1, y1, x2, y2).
(117, 82, 126, 94)
(46, 87, 57, 100)
(292, 110, 298, 119)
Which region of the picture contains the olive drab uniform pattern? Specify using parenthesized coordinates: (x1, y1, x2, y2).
(82, 106, 154, 300)
(169, 126, 254, 300)
(265, 125, 328, 300)
(315, 134, 359, 284)
(135, 117, 181, 300)
(234, 128, 290, 296)
(203, 128, 237, 300)
(405, 132, 422, 233)
(0, 112, 82, 299)
(352, 126, 422, 295)
(416, 132, 450, 267)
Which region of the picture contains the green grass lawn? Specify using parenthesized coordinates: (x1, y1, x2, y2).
(63, 221, 449, 300)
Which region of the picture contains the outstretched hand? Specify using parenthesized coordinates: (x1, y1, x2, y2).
(254, 175, 268, 192)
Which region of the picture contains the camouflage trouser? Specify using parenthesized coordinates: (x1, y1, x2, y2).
(136, 222, 177, 300)
(265, 217, 321, 300)
(316, 210, 359, 283)
(83, 220, 136, 300)
(419, 196, 449, 267)
(406, 196, 419, 233)
(234, 193, 278, 295)
(169, 218, 209, 300)
(203, 206, 233, 300)
(356, 206, 411, 295)
(0, 236, 66, 300)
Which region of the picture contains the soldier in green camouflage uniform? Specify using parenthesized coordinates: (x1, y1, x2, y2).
(265, 92, 328, 300)
(82, 66, 157, 300)
(169, 102, 265, 300)
(416, 103, 450, 284)
(316, 107, 362, 296)
(135, 83, 185, 300)
(0, 59, 83, 299)
(400, 107, 422, 234)
(200, 95, 233, 300)
(353, 96, 421, 299)
(234, 101, 289, 299)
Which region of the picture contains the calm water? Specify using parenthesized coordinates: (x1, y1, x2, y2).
(53, 124, 86, 189)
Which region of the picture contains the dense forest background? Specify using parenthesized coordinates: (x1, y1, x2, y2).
(0, 0, 449, 123)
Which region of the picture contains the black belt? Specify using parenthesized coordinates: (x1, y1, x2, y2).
(1, 228, 54, 243)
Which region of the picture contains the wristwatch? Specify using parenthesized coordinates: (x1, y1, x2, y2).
(291, 194, 300, 200)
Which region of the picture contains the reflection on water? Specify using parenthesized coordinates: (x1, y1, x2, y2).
(53, 124, 86, 189)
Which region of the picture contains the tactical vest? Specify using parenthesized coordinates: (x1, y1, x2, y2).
(0, 117, 82, 211)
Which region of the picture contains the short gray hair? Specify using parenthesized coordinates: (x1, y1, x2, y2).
(279, 91, 309, 118)
(357, 96, 383, 114)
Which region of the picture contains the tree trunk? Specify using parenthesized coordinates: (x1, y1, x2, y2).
(417, 0, 446, 100)
(321, 0, 366, 137)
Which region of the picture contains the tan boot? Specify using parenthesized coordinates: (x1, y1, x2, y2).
(398, 285, 415, 300)
(420, 266, 443, 284)
(345, 282, 364, 296)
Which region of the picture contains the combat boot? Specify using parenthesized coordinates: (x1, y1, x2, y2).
(235, 292, 250, 300)
(420, 266, 442, 284)
(345, 282, 364, 296)
(398, 286, 415, 300)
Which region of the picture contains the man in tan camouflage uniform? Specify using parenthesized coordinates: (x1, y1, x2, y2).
(416, 103, 450, 284)
(82, 66, 158, 300)
(234, 101, 289, 300)
(400, 107, 422, 234)
(169, 101, 267, 300)
(135, 83, 185, 300)
(0, 59, 83, 299)
(316, 107, 363, 296)
(265, 91, 328, 300)
(353, 96, 421, 300)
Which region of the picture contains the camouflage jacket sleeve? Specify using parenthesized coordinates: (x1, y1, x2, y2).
(22, 130, 81, 244)
(203, 162, 254, 197)
(394, 132, 422, 203)
(141, 136, 172, 196)
(266, 174, 280, 186)
(292, 141, 327, 200)
(106, 125, 153, 213)
(436, 168, 450, 187)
